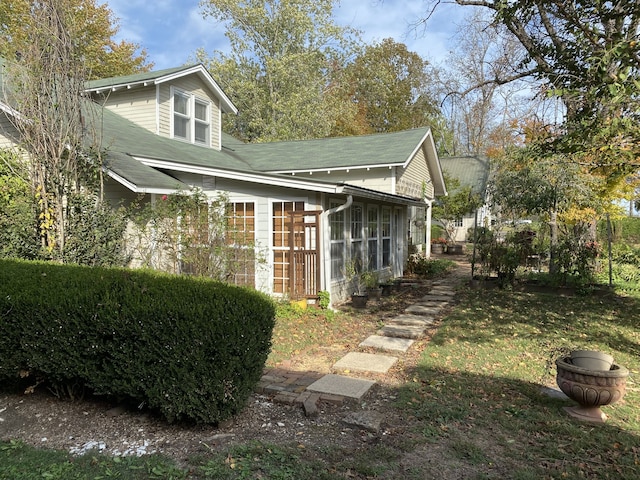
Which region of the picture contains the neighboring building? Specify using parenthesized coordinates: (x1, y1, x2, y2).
(1, 63, 447, 305)
(437, 156, 491, 243)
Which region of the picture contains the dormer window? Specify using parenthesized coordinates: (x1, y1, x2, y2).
(171, 87, 210, 146)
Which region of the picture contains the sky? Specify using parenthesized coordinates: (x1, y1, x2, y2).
(102, 0, 466, 70)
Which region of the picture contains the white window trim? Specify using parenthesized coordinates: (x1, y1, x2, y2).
(170, 86, 211, 147)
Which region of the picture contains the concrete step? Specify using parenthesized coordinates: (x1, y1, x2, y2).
(306, 374, 376, 400)
(333, 352, 398, 374)
(378, 323, 427, 339)
(359, 335, 414, 352)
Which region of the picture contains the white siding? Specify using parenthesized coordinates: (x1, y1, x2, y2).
(397, 145, 432, 199)
(98, 86, 157, 133)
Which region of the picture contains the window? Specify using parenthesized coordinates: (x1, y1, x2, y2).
(454, 218, 464, 227)
(172, 88, 210, 146)
(367, 207, 378, 270)
(381, 208, 391, 267)
(350, 204, 364, 272)
(226, 202, 256, 287)
(329, 201, 345, 280)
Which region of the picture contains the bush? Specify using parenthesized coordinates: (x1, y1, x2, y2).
(0, 259, 275, 424)
(406, 255, 454, 278)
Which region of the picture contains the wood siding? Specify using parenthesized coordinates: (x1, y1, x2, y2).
(397, 145, 433, 199)
(99, 86, 157, 133)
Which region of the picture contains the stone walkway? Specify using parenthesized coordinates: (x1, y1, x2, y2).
(257, 258, 471, 417)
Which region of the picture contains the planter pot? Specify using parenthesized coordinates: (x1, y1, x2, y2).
(447, 244, 463, 255)
(367, 287, 382, 301)
(350, 294, 369, 309)
(380, 283, 394, 297)
(571, 350, 614, 371)
(556, 357, 629, 423)
(431, 243, 445, 254)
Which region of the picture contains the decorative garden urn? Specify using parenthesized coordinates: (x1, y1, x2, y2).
(556, 356, 629, 423)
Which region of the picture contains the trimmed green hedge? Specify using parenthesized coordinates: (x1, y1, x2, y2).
(0, 259, 275, 424)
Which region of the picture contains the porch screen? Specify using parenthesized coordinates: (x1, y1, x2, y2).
(329, 201, 345, 280)
(382, 207, 391, 267)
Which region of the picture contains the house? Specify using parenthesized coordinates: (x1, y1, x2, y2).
(1, 63, 447, 305)
(436, 155, 491, 243)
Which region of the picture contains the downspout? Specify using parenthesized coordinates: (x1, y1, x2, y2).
(321, 195, 353, 310)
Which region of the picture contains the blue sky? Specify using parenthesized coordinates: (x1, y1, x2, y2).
(103, 0, 465, 70)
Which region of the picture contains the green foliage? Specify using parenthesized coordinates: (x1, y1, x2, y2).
(342, 38, 442, 135)
(0, 0, 152, 80)
(317, 290, 331, 309)
(198, 0, 360, 142)
(129, 189, 263, 282)
(0, 150, 40, 259)
(406, 255, 455, 278)
(0, 259, 276, 424)
(62, 193, 129, 267)
(432, 175, 482, 243)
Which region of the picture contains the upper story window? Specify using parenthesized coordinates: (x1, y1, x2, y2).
(171, 87, 210, 146)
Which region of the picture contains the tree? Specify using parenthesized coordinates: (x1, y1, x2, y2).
(431, 10, 536, 157)
(423, 0, 640, 174)
(341, 38, 441, 135)
(197, 0, 360, 142)
(2, 0, 127, 264)
(0, 0, 152, 79)
(432, 175, 482, 243)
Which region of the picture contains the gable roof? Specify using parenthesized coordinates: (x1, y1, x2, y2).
(439, 156, 490, 199)
(85, 64, 238, 114)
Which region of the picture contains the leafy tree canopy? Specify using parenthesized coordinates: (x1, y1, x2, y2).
(341, 38, 441, 135)
(0, 0, 153, 79)
(198, 0, 361, 142)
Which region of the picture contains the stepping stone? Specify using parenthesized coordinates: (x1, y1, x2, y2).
(406, 304, 443, 315)
(333, 352, 398, 373)
(429, 288, 456, 296)
(378, 323, 426, 339)
(307, 374, 375, 400)
(389, 314, 435, 326)
(360, 335, 414, 352)
(416, 298, 449, 307)
(418, 295, 453, 303)
(342, 411, 385, 433)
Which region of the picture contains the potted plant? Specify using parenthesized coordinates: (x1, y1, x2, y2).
(431, 237, 447, 254)
(361, 270, 381, 301)
(345, 259, 368, 308)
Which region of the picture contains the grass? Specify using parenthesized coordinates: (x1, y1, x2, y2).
(2, 263, 639, 479)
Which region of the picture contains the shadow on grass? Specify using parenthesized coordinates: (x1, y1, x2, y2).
(395, 364, 640, 479)
(431, 288, 640, 360)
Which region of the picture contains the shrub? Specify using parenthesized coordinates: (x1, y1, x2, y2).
(406, 255, 454, 278)
(0, 259, 275, 424)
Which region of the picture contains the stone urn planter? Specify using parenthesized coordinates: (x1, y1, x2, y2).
(556, 356, 629, 423)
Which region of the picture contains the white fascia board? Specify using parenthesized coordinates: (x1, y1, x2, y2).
(270, 163, 404, 175)
(154, 65, 238, 115)
(401, 128, 433, 169)
(105, 169, 183, 195)
(133, 157, 344, 194)
(0, 100, 22, 120)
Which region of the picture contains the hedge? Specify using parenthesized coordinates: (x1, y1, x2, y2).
(0, 259, 276, 424)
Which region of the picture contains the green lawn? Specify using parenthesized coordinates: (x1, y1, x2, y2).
(2, 281, 639, 479)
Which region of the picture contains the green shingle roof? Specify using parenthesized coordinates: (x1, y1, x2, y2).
(234, 128, 430, 171)
(439, 156, 490, 198)
(86, 65, 195, 90)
